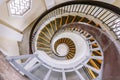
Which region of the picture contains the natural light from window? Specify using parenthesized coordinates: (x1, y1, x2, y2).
(7, 0, 32, 16)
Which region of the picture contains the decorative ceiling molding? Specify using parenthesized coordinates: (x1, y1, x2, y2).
(7, 0, 32, 16)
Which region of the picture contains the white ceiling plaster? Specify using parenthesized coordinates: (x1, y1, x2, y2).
(0, 0, 3, 4)
(96, 0, 115, 4)
(0, 0, 46, 31)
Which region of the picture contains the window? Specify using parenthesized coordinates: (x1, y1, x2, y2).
(7, 0, 32, 16)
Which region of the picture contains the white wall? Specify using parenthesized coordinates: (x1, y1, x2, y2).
(44, 0, 72, 9)
(113, 0, 120, 8)
(45, 0, 55, 9)
(95, 0, 115, 4)
(0, 0, 3, 4)
(0, 37, 20, 56)
(0, 24, 22, 56)
(0, 0, 46, 32)
(0, 24, 23, 41)
(55, 0, 72, 5)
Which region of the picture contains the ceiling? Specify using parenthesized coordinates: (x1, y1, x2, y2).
(95, 0, 115, 3)
(0, 0, 46, 32)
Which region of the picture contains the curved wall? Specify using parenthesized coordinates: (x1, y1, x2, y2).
(65, 23, 120, 80)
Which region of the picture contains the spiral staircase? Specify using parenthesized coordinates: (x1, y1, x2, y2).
(7, 1, 120, 80)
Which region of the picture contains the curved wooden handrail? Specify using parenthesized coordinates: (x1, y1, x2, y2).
(29, 1, 120, 53)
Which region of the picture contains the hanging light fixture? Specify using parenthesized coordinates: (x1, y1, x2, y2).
(7, 0, 32, 16)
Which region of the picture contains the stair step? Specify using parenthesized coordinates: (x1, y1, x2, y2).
(73, 16, 82, 22)
(37, 43, 50, 48)
(50, 21, 56, 32)
(80, 17, 89, 23)
(92, 50, 102, 56)
(88, 59, 100, 70)
(88, 20, 96, 26)
(82, 66, 92, 79)
(92, 43, 98, 48)
(38, 36, 50, 44)
(66, 15, 75, 23)
(41, 27, 51, 38)
(46, 24, 54, 35)
(40, 31, 51, 40)
(55, 18, 61, 30)
(61, 16, 67, 25)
